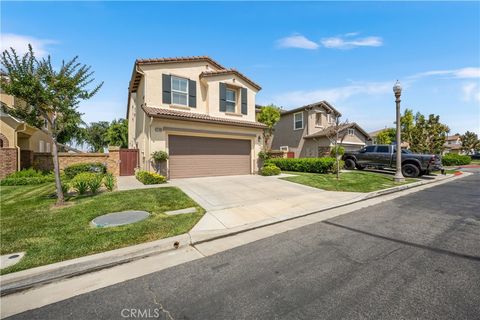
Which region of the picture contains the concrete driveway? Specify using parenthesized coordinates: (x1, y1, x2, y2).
(171, 174, 363, 231)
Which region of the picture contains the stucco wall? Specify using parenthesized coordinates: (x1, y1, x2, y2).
(271, 111, 306, 157)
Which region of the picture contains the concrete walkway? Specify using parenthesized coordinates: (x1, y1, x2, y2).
(170, 175, 364, 231)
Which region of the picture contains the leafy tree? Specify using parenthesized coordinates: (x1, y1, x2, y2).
(257, 104, 281, 151)
(376, 128, 396, 144)
(1, 45, 102, 205)
(409, 112, 449, 154)
(460, 131, 480, 154)
(324, 118, 350, 180)
(105, 118, 128, 148)
(83, 121, 110, 152)
(400, 108, 414, 145)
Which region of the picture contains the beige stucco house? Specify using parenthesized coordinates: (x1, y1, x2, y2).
(0, 87, 53, 178)
(443, 135, 465, 155)
(270, 101, 370, 158)
(127, 56, 267, 179)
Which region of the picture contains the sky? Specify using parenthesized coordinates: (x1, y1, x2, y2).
(1, 1, 479, 135)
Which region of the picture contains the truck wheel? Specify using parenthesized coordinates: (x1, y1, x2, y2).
(344, 159, 356, 170)
(402, 164, 420, 178)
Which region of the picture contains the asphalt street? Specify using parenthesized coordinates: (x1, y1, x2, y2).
(7, 173, 480, 320)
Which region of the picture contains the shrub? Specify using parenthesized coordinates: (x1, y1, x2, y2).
(330, 146, 345, 158)
(136, 170, 166, 185)
(258, 151, 270, 161)
(64, 162, 107, 179)
(103, 173, 116, 191)
(151, 151, 169, 162)
(0, 169, 55, 186)
(442, 153, 471, 166)
(70, 172, 101, 194)
(266, 157, 337, 174)
(260, 164, 281, 176)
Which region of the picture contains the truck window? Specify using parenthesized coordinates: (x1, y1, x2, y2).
(376, 146, 390, 153)
(365, 146, 375, 152)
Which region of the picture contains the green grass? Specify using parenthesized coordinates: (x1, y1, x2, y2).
(281, 171, 417, 193)
(470, 159, 480, 165)
(0, 184, 204, 274)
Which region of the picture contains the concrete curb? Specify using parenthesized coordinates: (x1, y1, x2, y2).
(1, 172, 469, 296)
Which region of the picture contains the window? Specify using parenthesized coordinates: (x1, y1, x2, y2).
(365, 146, 375, 152)
(348, 128, 355, 136)
(376, 146, 389, 153)
(46, 143, 51, 153)
(171, 76, 188, 106)
(294, 112, 304, 130)
(225, 88, 236, 113)
(39, 140, 45, 153)
(280, 146, 289, 152)
(328, 114, 335, 124)
(316, 113, 322, 127)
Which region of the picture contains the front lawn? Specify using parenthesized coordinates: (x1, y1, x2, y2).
(281, 171, 417, 192)
(0, 184, 204, 274)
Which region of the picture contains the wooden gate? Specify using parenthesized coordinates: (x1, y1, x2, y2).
(119, 149, 138, 176)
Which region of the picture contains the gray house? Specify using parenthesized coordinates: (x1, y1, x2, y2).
(268, 101, 370, 158)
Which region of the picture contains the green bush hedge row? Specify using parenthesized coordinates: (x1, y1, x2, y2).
(136, 170, 166, 185)
(0, 169, 55, 186)
(70, 172, 104, 194)
(64, 162, 107, 179)
(266, 157, 338, 174)
(442, 153, 471, 166)
(260, 164, 281, 176)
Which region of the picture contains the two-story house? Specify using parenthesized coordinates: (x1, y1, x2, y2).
(270, 101, 370, 158)
(443, 135, 464, 155)
(127, 56, 267, 179)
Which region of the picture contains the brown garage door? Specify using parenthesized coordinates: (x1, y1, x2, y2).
(168, 135, 251, 179)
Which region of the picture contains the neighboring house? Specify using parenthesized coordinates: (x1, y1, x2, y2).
(0, 86, 52, 178)
(127, 56, 266, 179)
(443, 135, 464, 155)
(270, 101, 370, 158)
(367, 128, 390, 145)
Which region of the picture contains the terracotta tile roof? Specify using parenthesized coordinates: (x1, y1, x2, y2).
(200, 69, 262, 91)
(136, 56, 225, 70)
(280, 101, 342, 117)
(304, 122, 370, 139)
(142, 106, 267, 129)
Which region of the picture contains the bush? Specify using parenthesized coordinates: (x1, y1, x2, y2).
(103, 173, 116, 191)
(258, 151, 270, 161)
(136, 170, 166, 185)
(151, 151, 169, 162)
(64, 162, 107, 180)
(442, 153, 471, 166)
(266, 157, 338, 174)
(0, 169, 55, 186)
(70, 172, 103, 194)
(330, 146, 345, 158)
(260, 164, 281, 176)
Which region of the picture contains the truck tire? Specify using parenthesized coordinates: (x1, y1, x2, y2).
(402, 163, 420, 178)
(344, 159, 356, 170)
(356, 164, 365, 170)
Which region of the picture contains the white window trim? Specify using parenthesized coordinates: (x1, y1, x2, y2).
(171, 76, 189, 106)
(279, 146, 289, 152)
(348, 128, 355, 136)
(46, 142, 51, 153)
(39, 140, 45, 153)
(315, 113, 323, 128)
(293, 112, 304, 130)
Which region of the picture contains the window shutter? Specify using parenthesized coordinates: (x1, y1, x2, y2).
(219, 82, 226, 112)
(241, 88, 247, 115)
(162, 74, 171, 104)
(188, 79, 196, 108)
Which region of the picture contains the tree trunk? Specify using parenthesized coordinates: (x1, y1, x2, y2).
(51, 138, 65, 205)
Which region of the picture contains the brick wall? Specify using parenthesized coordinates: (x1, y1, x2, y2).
(0, 148, 17, 179)
(33, 153, 54, 172)
(57, 147, 121, 176)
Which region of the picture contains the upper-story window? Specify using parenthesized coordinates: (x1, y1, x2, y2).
(226, 88, 236, 113)
(348, 128, 355, 136)
(328, 114, 335, 124)
(171, 76, 189, 106)
(315, 113, 322, 127)
(294, 112, 304, 130)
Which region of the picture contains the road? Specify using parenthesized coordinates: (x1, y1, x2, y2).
(7, 174, 480, 320)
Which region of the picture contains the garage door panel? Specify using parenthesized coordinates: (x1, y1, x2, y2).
(168, 135, 251, 179)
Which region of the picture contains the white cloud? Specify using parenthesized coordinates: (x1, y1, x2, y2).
(462, 83, 480, 102)
(0, 33, 56, 58)
(269, 81, 391, 108)
(409, 67, 480, 80)
(276, 34, 319, 50)
(321, 35, 383, 49)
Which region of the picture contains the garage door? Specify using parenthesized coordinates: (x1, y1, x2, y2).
(168, 135, 251, 179)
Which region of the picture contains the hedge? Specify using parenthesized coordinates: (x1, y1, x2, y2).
(64, 162, 107, 179)
(442, 153, 471, 166)
(0, 169, 55, 186)
(135, 170, 166, 185)
(266, 157, 338, 174)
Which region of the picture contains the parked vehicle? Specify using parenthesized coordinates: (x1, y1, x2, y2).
(471, 153, 480, 160)
(342, 144, 443, 177)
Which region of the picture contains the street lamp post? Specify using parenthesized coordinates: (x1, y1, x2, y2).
(393, 80, 405, 183)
